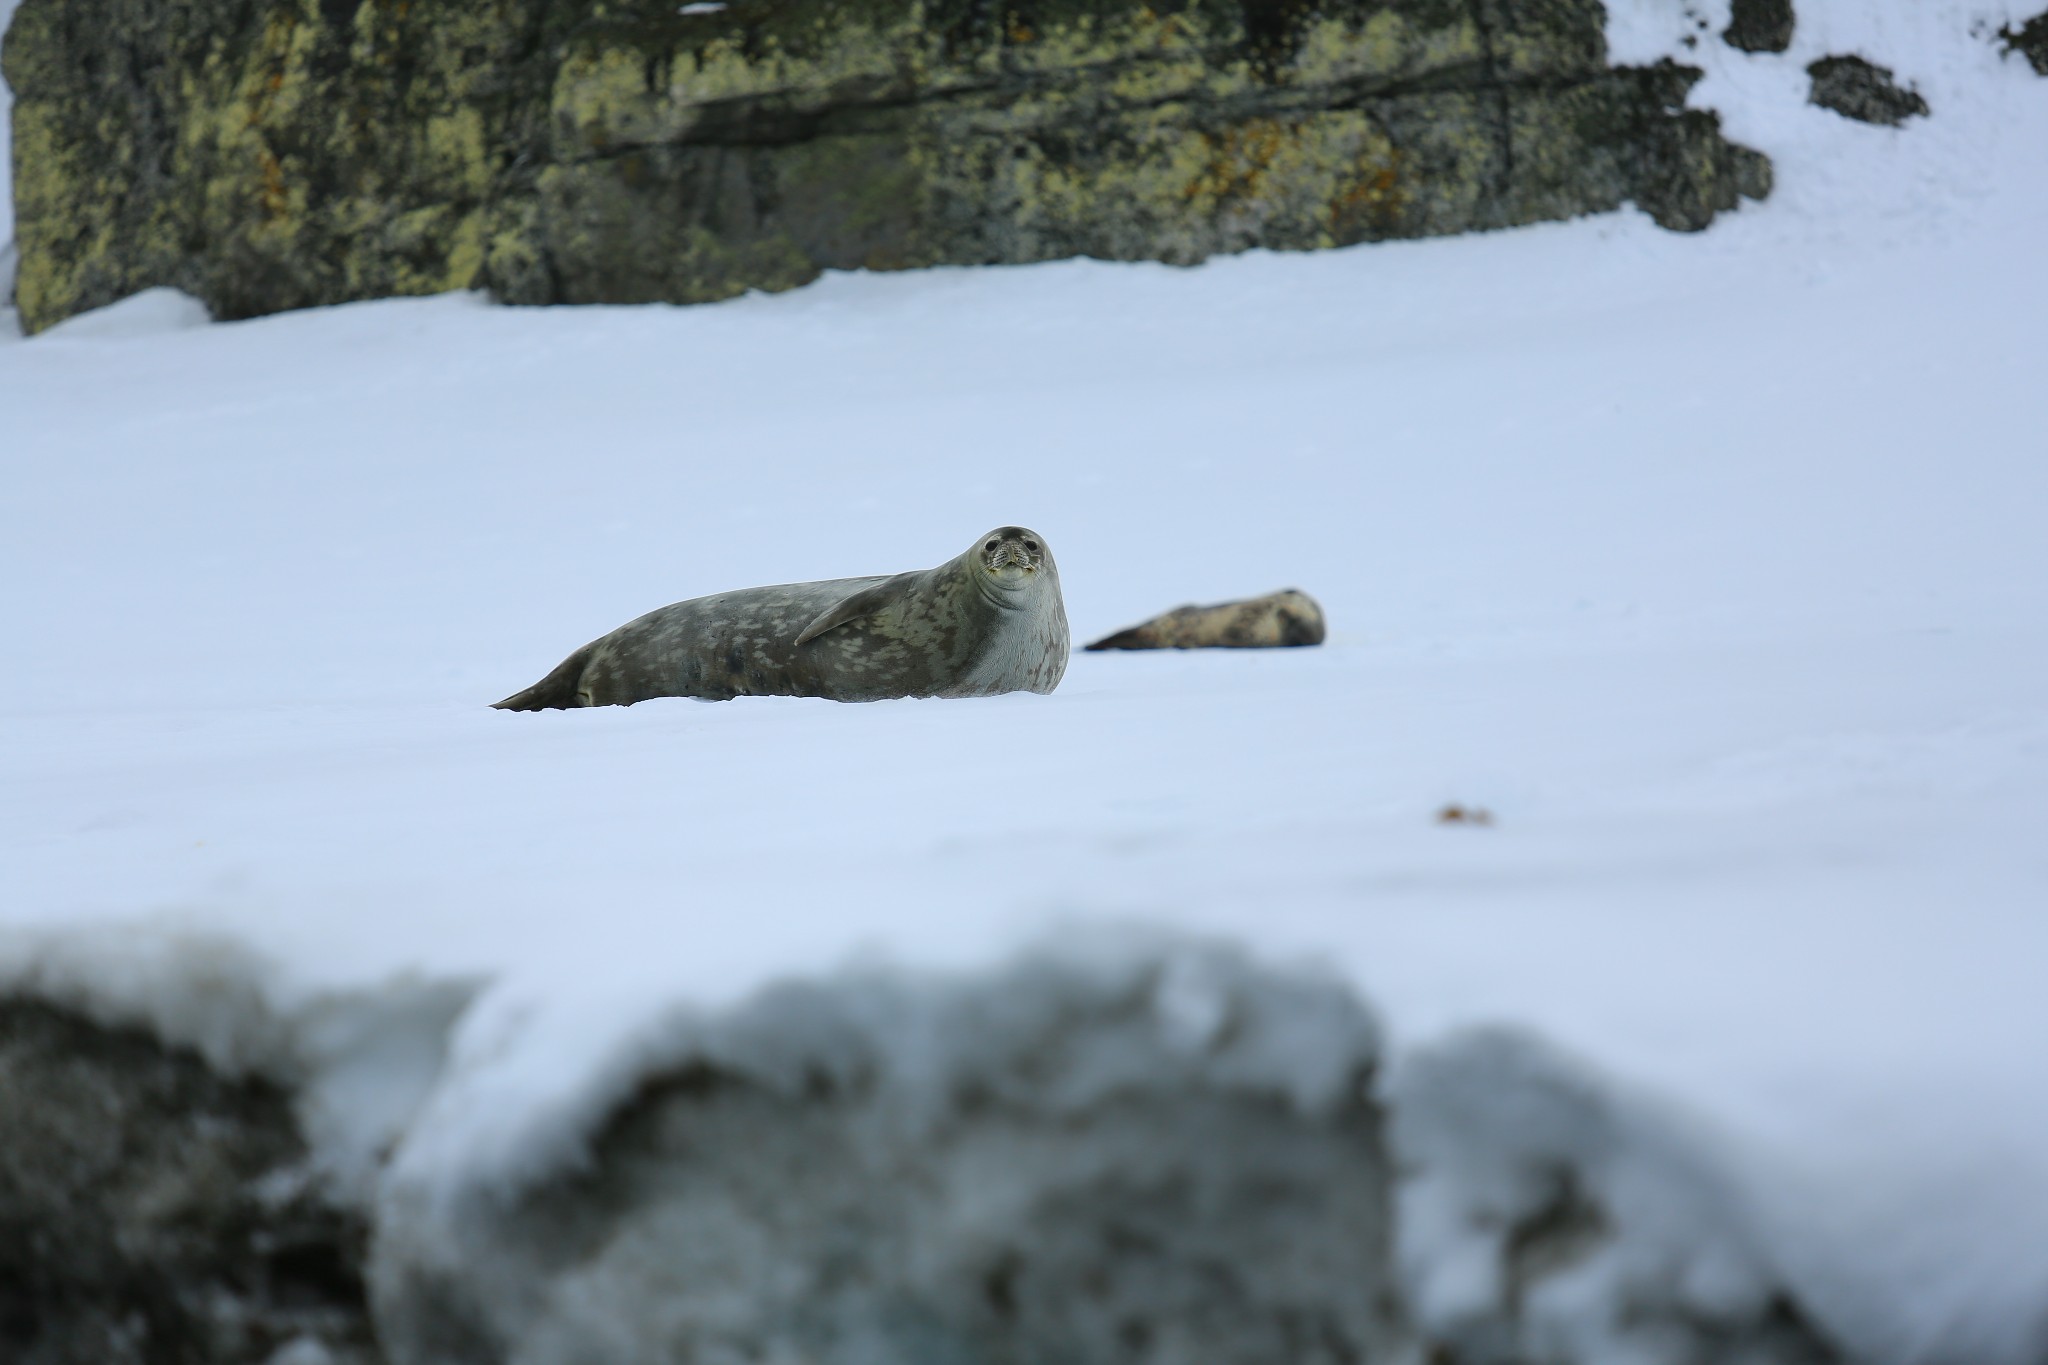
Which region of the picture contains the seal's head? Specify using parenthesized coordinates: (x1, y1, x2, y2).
(974, 526, 1054, 590)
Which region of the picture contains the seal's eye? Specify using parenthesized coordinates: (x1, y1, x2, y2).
(985, 540, 999, 552)
(1023, 540, 1039, 552)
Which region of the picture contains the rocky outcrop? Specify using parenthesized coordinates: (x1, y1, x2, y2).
(0, 1001, 381, 1365)
(1807, 55, 1929, 126)
(2, 0, 1770, 333)
(1724, 0, 1794, 54)
(2003, 11, 2048, 75)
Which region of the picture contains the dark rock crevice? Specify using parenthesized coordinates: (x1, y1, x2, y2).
(1469, 0, 1517, 229)
(0, 1000, 382, 1365)
(557, 58, 1719, 162)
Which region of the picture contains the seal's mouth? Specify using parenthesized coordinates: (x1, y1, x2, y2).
(981, 534, 1044, 579)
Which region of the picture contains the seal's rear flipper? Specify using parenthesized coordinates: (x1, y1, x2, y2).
(490, 644, 595, 710)
(1082, 628, 1145, 651)
(490, 688, 545, 711)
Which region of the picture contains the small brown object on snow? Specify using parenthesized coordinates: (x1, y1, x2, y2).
(1084, 589, 1326, 651)
(1436, 804, 1495, 827)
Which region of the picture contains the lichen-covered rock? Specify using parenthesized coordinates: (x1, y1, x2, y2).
(2003, 11, 2048, 75)
(0, 1001, 381, 1365)
(1724, 0, 1794, 54)
(2, 0, 1770, 333)
(1807, 54, 1930, 125)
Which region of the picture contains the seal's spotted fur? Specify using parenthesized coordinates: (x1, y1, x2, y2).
(1085, 589, 1324, 652)
(493, 527, 1069, 709)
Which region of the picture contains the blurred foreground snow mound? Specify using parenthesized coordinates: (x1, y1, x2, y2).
(371, 933, 1402, 1365)
(1392, 1029, 1832, 1365)
(4, 925, 1853, 1365)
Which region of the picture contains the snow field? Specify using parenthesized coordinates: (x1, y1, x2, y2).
(5, 0, 2048, 1360)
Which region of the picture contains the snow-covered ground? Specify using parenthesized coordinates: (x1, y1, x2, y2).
(5, 2, 2047, 1362)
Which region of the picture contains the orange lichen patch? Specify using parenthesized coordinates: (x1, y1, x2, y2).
(1183, 118, 1294, 205)
(239, 10, 307, 126)
(257, 144, 289, 218)
(246, 62, 285, 122)
(1328, 151, 1408, 239)
(1134, 6, 1189, 45)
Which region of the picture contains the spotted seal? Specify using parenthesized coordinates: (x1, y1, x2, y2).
(1084, 589, 1325, 651)
(492, 527, 1069, 709)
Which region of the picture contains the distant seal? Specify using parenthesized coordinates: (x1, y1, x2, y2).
(1084, 589, 1325, 651)
(492, 527, 1069, 709)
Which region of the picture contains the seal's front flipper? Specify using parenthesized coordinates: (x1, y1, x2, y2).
(795, 574, 913, 646)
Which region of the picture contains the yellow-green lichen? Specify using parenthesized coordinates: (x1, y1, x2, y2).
(553, 46, 675, 152)
(424, 109, 493, 198)
(8, 104, 100, 324)
(1286, 10, 1482, 87)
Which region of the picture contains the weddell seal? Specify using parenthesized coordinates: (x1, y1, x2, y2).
(492, 527, 1069, 709)
(1084, 589, 1326, 651)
